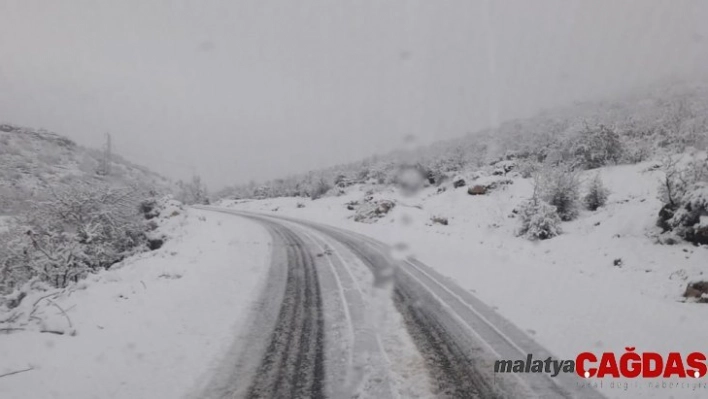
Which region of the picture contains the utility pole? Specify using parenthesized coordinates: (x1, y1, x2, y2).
(98, 132, 112, 176)
(105, 132, 112, 176)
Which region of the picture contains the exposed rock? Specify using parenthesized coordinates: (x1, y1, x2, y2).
(686, 224, 708, 246)
(684, 281, 708, 303)
(657, 232, 680, 245)
(139, 199, 160, 220)
(466, 176, 514, 196)
(657, 203, 676, 232)
(148, 238, 164, 250)
(485, 178, 514, 191)
(452, 176, 466, 188)
(468, 185, 487, 195)
(354, 200, 395, 223)
(430, 216, 448, 226)
(490, 160, 517, 176)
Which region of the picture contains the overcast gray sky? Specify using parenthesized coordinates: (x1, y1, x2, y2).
(1, 0, 707, 189)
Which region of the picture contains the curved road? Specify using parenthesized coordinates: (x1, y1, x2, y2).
(199, 207, 605, 399)
(244, 218, 326, 398)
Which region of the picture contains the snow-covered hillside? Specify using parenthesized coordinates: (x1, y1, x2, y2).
(0, 123, 171, 215)
(0, 207, 272, 399)
(218, 82, 708, 201)
(219, 159, 708, 398)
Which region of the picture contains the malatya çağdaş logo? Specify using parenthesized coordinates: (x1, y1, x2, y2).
(494, 348, 707, 379)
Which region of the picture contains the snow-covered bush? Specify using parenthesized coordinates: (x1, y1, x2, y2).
(0, 229, 28, 294)
(366, 162, 396, 184)
(657, 155, 708, 244)
(0, 183, 154, 292)
(515, 159, 540, 178)
(309, 177, 332, 200)
(517, 199, 562, 240)
(334, 174, 353, 188)
(584, 173, 610, 211)
(143, 197, 185, 250)
(564, 125, 623, 170)
(620, 135, 653, 164)
(176, 175, 209, 205)
(668, 182, 708, 245)
(534, 165, 581, 221)
(658, 156, 708, 209)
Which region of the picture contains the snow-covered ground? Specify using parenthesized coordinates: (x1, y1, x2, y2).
(2, 160, 705, 398)
(0, 208, 271, 399)
(220, 160, 708, 399)
(0, 216, 11, 233)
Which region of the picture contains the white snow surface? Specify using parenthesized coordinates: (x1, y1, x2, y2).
(2, 160, 706, 399)
(0, 216, 11, 233)
(221, 161, 708, 399)
(0, 208, 271, 399)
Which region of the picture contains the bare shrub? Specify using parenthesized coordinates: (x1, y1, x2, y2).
(309, 177, 332, 200)
(516, 159, 540, 178)
(176, 175, 209, 205)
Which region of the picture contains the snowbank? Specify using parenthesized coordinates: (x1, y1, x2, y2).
(0, 208, 271, 399)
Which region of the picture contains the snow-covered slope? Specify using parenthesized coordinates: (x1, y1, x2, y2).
(0, 208, 272, 399)
(0, 123, 171, 215)
(220, 160, 708, 398)
(218, 81, 708, 201)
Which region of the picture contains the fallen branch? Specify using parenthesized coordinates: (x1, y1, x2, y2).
(40, 329, 64, 335)
(0, 367, 34, 379)
(0, 328, 26, 333)
(0, 311, 20, 324)
(30, 292, 63, 320)
(32, 292, 61, 308)
(46, 299, 73, 329)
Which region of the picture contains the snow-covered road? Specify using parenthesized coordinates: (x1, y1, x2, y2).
(202, 207, 605, 399)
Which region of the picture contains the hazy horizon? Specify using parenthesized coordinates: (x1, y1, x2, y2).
(2, 1, 707, 190)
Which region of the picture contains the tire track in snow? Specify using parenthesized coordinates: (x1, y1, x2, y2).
(244, 221, 326, 399)
(201, 208, 606, 399)
(313, 228, 509, 398)
(289, 224, 402, 399)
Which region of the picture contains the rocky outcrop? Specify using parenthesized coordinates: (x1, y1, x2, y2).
(468, 185, 487, 195)
(354, 199, 395, 223)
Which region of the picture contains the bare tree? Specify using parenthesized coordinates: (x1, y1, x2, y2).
(176, 175, 209, 205)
